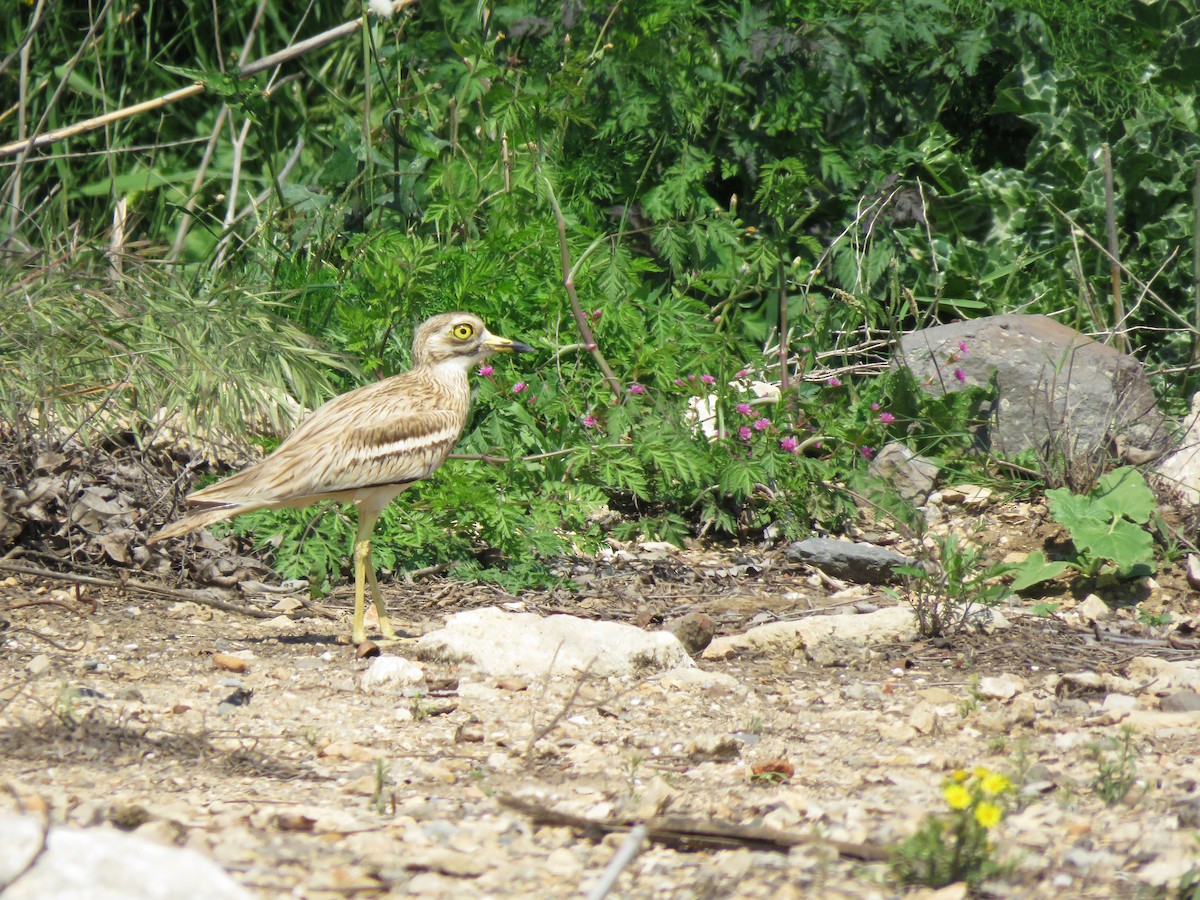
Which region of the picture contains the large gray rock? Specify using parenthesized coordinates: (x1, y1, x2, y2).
(898, 315, 1168, 462)
(0, 814, 253, 900)
(417, 607, 694, 677)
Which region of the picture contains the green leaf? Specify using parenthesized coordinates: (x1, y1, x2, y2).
(1045, 488, 1098, 529)
(1091, 467, 1156, 525)
(1072, 518, 1156, 576)
(158, 63, 240, 97)
(1010, 551, 1073, 592)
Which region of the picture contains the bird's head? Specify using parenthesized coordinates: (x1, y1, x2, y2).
(411, 312, 535, 371)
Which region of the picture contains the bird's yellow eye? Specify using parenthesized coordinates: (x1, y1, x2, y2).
(451, 322, 475, 341)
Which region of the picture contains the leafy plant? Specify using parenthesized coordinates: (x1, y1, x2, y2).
(1010, 467, 1157, 591)
(1088, 725, 1143, 807)
(890, 766, 1015, 889)
(6, 0, 1200, 589)
(891, 533, 1014, 637)
(1179, 864, 1200, 900)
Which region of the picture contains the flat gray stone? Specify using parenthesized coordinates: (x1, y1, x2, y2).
(0, 814, 253, 900)
(785, 537, 915, 584)
(1159, 691, 1200, 713)
(417, 607, 694, 677)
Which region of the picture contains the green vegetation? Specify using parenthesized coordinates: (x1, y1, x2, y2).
(3, 0, 1199, 586)
(1010, 467, 1157, 591)
(890, 766, 1015, 889)
(891, 532, 1014, 637)
(1087, 725, 1143, 807)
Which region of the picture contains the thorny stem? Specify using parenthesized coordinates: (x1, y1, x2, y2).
(450, 444, 627, 465)
(778, 260, 789, 392)
(542, 175, 624, 402)
(1101, 144, 1128, 354)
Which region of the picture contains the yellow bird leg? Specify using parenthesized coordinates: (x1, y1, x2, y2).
(351, 537, 371, 645)
(365, 563, 396, 640)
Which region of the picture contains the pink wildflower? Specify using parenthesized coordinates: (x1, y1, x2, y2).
(870, 402, 880, 411)
(477, 365, 494, 377)
(591, 309, 603, 320)
(827, 377, 842, 387)
(753, 417, 771, 431)
(700, 374, 715, 385)
(954, 368, 966, 384)
(860, 446, 874, 459)
(512, 382, 527, 393)
(736, 368, 750, 378)
(738, 426, 752, 441)
(628, 383, 645, 395)
(958, 341, 968, 354)
(879, 412, 895, 424)
(736, 403, 754, 416)
(779, 436, 799, 454)
(582, 414, 597, 428)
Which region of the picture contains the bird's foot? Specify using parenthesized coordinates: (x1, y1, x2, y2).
(354, 633, 419, 658)
(375, 631, 419, 646)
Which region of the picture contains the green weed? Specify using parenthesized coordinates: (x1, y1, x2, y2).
(890, 767, 1015, 890)
(1010, 468, 1158, 591)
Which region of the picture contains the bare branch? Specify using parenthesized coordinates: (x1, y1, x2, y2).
(542, 176, 625, 401)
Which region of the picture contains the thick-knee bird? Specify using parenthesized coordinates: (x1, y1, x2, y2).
(150, 312, 534, 644)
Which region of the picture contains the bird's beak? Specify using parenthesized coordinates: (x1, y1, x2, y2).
(483, 333, 535, 354)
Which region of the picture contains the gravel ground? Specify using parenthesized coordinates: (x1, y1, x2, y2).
(3, 532, 1200, 899)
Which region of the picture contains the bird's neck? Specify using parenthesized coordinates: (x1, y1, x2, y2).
(413, 360, 471, 400)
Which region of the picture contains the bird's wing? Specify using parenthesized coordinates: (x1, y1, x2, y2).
(188, 379, 467, 507)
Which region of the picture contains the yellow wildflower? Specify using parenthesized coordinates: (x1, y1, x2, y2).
(951, 769, 969, 783)
(944, 784, 972, 810)
(974, 801, 1002, 828)
(981, 772, 1010, 796)
(973, 766, 991, 780)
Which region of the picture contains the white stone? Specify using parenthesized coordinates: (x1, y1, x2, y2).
(1102, 693, 1139, 714)
(702, 606, 917, 659)
(359, 656, 425, 693)
(1152, 391, 1200, 504)
(418, 607, 694, 677)
(1077, 594, 1111, 622)
(1126, 657, 1200, 692)
(0, 814, 253, 900)
(978, 674, 1025, 700)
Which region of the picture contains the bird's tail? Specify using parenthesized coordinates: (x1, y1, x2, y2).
(147, 503, 257, 544)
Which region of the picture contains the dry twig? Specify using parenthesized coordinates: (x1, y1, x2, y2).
(497, 794, 889, 861)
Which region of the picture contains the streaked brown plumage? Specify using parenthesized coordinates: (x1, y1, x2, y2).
(150, 312, 534, 644)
